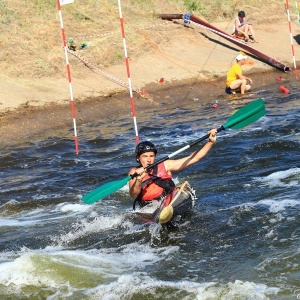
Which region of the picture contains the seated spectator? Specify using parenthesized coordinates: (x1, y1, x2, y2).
(233, 11, 258, 43)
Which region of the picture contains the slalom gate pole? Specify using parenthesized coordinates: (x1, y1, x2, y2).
(56, 0, 79, 154)
(117, 0, 140, 144)
(286, 0, 299, 79)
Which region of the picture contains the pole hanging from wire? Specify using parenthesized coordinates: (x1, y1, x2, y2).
(286, 0, 299, 79)
(56, 0, 79, 154)
(117, 0, 140, 145)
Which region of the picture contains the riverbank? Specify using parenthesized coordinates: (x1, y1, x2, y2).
(0, 17, 299, 145)
(0, 68, 294, 147)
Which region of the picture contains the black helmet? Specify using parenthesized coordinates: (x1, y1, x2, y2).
(135, 141, 157, 156)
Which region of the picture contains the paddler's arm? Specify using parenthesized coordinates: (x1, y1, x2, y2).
(128, 167, 145, 198)
(165, 129, 217, 172)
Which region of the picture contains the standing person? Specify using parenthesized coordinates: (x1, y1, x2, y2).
(128, 129, 217, 208)
(225, 53, 253, 95)
(234, 10, 258, 43)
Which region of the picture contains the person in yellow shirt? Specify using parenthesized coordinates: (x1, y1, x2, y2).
(225, 53, 253, 95)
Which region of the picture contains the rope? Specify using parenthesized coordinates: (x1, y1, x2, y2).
(67, 49, 153, 102)
(67, 21, 171, 43)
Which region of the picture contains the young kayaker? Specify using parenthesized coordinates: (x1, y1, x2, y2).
(128, 129, 217, 209)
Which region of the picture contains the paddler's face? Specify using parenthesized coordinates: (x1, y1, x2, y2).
(138, 151, 156, 167)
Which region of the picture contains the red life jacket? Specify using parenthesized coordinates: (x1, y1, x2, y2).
(133, 162, 175, 209)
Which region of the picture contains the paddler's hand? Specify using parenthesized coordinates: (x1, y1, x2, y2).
(135, 167, 146, 183)
(208, 128, 217, 144)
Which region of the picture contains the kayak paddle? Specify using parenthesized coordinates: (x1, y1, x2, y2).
(82, 98, 266, 204)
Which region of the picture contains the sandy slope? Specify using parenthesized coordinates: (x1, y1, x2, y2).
(1, 19, 297, 113)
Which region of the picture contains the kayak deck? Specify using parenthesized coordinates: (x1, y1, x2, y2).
(132, 181, 196, 224)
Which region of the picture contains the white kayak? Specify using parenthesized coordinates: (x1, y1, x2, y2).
(132, 181, 197, 224)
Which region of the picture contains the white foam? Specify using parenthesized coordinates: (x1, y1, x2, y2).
(52, 214, 125, 246)
(0, 207, 48, 227)
(0, 200, 101, 228)
(0, 218, 36, 227)
(55, 203, 92, 213)
(226, 195, 299, 215)
(86, 276, 279, 300)
(256, 198, 300, 213)
(0, 242, 178, 293)
(256, 167, 300, 188)
(119, 184, 129, 192)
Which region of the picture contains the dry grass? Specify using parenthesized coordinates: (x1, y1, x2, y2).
(0, 0, 288, 79)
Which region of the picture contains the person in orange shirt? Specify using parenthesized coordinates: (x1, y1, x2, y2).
(225, 53, 253, 95)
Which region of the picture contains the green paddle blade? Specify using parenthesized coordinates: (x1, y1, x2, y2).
(223, 98, 266, 130)
(82, 176, 131, 204)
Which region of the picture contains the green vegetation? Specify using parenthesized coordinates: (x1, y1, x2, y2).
(0, 0, 286, 79)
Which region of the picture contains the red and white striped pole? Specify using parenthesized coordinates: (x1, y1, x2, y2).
(56, 0, 79, 154)
(286, 0, 299, 79)
(117, 0, 140, 144)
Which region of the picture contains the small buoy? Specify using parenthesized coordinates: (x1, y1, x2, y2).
(159, 77, 164, 83)
(213, 100, 219, 109)
(141, 89, 146, 95)
(279, 85, 289, 93)
(276, 76, 282, 82)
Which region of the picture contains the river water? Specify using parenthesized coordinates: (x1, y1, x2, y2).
(0, 79, 299, 299)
